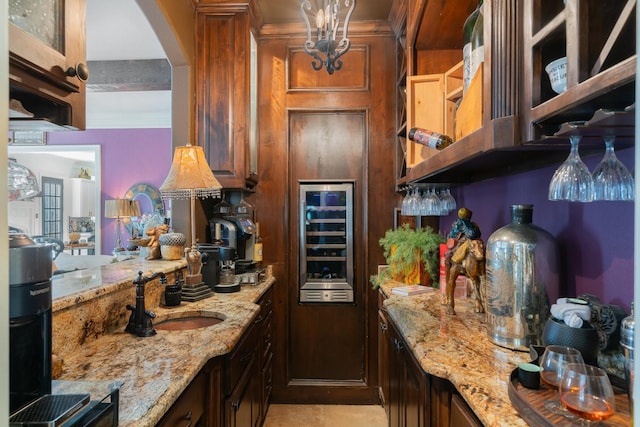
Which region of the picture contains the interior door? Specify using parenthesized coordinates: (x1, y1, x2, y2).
(41, 177, 64, 240)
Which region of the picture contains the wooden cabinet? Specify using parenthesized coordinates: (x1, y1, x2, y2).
(399, 0, 635, 186)
(195, 2, 257, 190)
(521, 0, 635, 141)
(9, 0, 88, 130)
(449, 395, 482, 427)
(255, 288, 273, 425)
(222, 287, 274, 427)
(378, 290, 482, 427)
(385, 311, 429, 427)
(157, 367, 209, 427)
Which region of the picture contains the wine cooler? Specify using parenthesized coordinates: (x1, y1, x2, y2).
(299, 182, 354, 303)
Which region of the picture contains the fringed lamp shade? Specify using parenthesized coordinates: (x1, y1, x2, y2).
(159, 143, 222, 199)
(160, 142, 222, 286)
(104, 199, 140, 252)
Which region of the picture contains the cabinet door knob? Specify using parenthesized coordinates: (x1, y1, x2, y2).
(66, 63, 90, 82)
(182, 410, 193, 427)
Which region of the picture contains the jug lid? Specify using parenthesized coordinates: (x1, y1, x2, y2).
(620, 302, 635, 347)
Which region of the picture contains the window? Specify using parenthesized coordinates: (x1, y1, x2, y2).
(41, 177, 64, 239)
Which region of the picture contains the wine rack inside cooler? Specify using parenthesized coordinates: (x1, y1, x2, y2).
(299, 182, 354, 303)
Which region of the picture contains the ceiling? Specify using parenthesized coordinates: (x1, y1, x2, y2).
(85, 0, 393, 129)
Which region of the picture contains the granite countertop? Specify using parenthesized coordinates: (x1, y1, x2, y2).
(54, 258, 274, 427)
(380, 282, 530, 427)
(51, 257, 189, 311)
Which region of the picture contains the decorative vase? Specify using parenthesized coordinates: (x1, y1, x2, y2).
(485, 204, 560, 351)
(159, 233, 186, 260)
(389, 246, 430, 286)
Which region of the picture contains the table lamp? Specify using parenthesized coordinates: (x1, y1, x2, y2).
(104, 199, 141, 252)
(160, 142, 222, 287)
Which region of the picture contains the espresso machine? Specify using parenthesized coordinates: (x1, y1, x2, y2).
(210, 218, 256, 260)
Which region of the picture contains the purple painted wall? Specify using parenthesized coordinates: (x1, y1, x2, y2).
(47, 128, 172, 254)
(442, 147, 635, 312)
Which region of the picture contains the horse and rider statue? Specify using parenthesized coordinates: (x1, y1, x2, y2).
(442, 207, 486, 315)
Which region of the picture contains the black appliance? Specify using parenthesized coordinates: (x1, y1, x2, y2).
(199, 243, 221, 290)
(9, 234, 120, 426)
(9, 233, 53, 414)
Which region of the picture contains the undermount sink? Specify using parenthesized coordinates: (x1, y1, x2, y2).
(155, 312, 225, 331)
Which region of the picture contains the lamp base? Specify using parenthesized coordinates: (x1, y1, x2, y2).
(181, 281, 213, 302)
(185, 273, 203, 286)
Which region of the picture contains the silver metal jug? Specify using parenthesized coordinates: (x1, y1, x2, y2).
(485, 204, 560, 351)
(620, 302, 634, 415)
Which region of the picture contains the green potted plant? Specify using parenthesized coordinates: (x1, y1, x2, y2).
(370, 224, 444, 289)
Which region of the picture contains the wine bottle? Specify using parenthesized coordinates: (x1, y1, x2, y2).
(469, 2, 484, 85)
(253, 222, 263, 267)
(408, 127, 454, 150)
(463, 0, 482, 93)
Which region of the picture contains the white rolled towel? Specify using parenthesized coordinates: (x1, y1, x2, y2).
(550, 303, 591, 323)
(563, 312, 584, 328)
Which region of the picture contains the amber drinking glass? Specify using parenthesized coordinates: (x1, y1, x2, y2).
(539, 345, 585, 417)
(559, 363, 616, 424)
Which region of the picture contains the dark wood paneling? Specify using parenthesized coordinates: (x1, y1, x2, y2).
(289, 111, 365, 382)
(254, 32, 398, 404)
(288, 47, 369, 91)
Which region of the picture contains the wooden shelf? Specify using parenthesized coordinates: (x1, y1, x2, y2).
(398, 0, 635, 187)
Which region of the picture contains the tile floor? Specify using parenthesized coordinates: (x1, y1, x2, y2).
(263, 404, 387, 427)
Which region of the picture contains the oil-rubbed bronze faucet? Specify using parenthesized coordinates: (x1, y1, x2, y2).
(125, 271, 166, 337)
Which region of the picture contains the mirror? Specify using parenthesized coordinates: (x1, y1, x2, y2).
(7, 145, 101, 253)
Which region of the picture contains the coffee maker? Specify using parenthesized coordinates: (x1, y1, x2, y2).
(209, 217, 256, 260)
(9, 233, 53, 414)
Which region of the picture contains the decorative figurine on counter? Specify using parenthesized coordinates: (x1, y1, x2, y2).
(443, 207, 486, 315)
(144, 223, 170, 260)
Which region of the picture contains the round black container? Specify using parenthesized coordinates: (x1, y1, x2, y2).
(164, 289, 182, 307)
(542, 316, 600, 365)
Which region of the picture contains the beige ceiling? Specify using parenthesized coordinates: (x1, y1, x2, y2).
(256, 0, 394, 25)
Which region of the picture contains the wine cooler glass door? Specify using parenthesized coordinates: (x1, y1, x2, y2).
(299, 182, 354, 303)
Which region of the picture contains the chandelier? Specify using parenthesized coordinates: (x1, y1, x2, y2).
(299, 0, 356, 74)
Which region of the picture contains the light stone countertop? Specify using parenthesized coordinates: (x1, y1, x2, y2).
(380, 282, 530, 427)
(51, 258, 275, 426)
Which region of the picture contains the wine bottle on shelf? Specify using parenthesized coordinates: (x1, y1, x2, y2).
(253, 222, 263, 268)
(463, 0, 482, 93)
(408, 127, 454, 150)
(469, 2, 484, 85)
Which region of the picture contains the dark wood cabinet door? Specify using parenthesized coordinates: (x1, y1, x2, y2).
(225, 354, 257, 427)
(403, 349, 427, 427)
(378, 308, 390, 420)
(157, 369, 207, 427)
(195, 6, 255, 189)
(9, 0, 87, 129)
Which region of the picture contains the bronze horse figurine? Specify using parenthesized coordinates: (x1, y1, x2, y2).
(443, 238, 486, 315)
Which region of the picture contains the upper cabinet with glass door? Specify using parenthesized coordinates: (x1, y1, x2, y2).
(9, 0, 88, 130)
